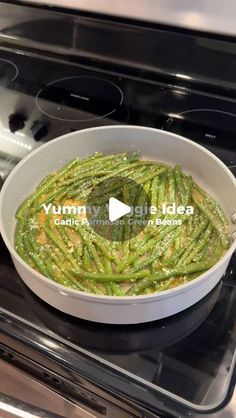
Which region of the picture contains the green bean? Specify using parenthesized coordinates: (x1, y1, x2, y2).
(182, 175, 193, 205)
(15, 219, 36, 268)
(153, 277, 176, 293)
(72, 270, 150, 282)
(36, 174, 54, 190)
(91, 234, 114, 261)
(167, 170, 176, 203)
(193, 241, 209, 263)
(16, 158, 83, 218)
(203, 230, 222, 260)
(91, 166, 144, 200)
(56, 224, 72, 247)
(138, 167, 167, 186)
(101, 257, 113, 295)
(116, 220, 124, 243)
(15, 219, 27, 259)
(192, 191, 229, 249)
(127, 260, 216, 295)
(69, 166, 141, 200)
(131, 230, 153, 251)
(73, 225, 105, 272)
(23, 231, 49, 277)
(44, 226, 78, 268)
(133, 213, 182, 251)
(182, 223, 213, 265)
(110, 283, 125, 296)
(186, 214, 193, 236)
(157, 173, 167, 208)
(111, 221, 120, 243)
(174, 165, 184, 204)
(193, 207, 200, 228)
(83, 279, 105, 295)
(129, 180, 151, 241)
(118, 219, 184, 273)
(51, 248, 102, 294)
(150, 176, 159, 219)
(104, 284, 113, 295)
(62, 154, 136, 186)
(44, 247, 64, 272)
(43, 258, 57, 279)
(163, 220, 208, 267)
(173, 228, 181, 251)
(193, 183, 228, 225)
(122, 184, 131, 253)
(83, 247, 91, 271)
(75, 238, 83, 258)
(44, 246, 99, 293)
(93, 165, 156, 207)
(133, 228, 178, 272)
(65, 273, 97, 293)
(98, 165, 146, 199)
(28, 220, 42, 254)
(176, 220, 209, 267)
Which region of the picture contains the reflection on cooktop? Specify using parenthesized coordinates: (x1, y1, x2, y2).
(0, 58, 18, 87)
(36, 76, 124, 122)
(21, 279, 221, 354)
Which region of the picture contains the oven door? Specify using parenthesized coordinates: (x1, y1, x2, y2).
(0, 359, 136, 418)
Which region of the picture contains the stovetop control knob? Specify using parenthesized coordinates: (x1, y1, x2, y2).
(31, 120, 49, 141)
(8, 113, 26, 133)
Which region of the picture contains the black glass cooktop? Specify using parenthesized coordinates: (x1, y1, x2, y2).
(0, 234, 236, 414)
(0, 49, 236, 179)
(0, 45, 236, 416)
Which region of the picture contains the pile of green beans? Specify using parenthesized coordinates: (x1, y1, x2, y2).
(15, 152, 229, 296)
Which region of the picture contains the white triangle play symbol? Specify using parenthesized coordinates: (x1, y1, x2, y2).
(109, 197, 131, 222)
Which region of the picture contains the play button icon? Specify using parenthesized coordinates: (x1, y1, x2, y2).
(109, 197, 131, 222)
(86, 175, 151, 242)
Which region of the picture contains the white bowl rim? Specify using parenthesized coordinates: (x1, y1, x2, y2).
(0, 124, 236, 302)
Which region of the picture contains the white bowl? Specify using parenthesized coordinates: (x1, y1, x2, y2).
(0, 125, 236, 324)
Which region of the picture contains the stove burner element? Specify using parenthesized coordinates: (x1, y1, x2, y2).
(0, 58, 18, 87)
(36, 76, 124, 122)
(163, 108, 236, 167)
(164, 108, 236, 141)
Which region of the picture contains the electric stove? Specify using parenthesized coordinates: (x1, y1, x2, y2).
(0, 2, 236, 417)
